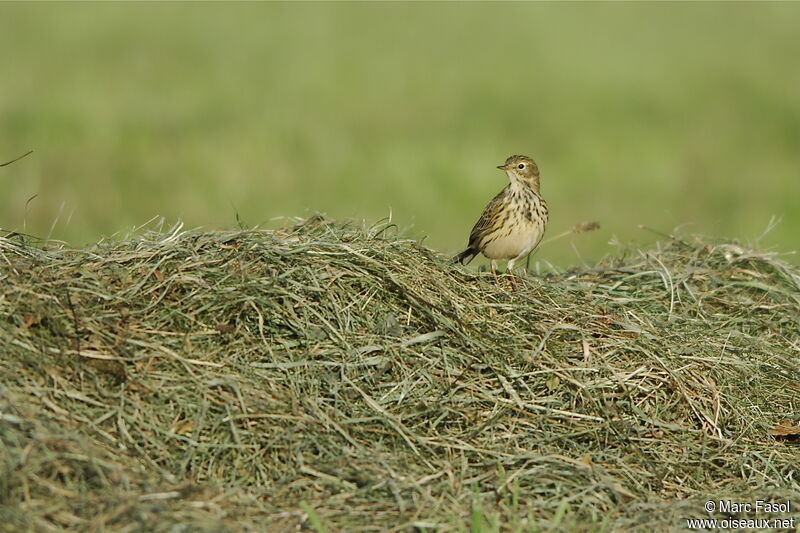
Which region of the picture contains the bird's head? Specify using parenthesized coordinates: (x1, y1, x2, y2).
(498, 155, 540, 191)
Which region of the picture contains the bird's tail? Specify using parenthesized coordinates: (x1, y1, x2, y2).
(452, 247, 478, 265)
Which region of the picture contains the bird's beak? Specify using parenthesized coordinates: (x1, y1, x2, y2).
(497, 164, 512, 171)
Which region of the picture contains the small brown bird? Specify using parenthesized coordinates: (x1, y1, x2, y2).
(453, 155, 549, 276)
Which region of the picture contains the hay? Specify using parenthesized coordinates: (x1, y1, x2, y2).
(1, 216, 799, 532)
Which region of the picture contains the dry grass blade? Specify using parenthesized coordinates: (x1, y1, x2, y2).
(0, 149, 34, 167)
(771, 420, 800, 437)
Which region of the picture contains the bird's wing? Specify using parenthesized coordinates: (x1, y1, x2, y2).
(467, 187, 509, 250)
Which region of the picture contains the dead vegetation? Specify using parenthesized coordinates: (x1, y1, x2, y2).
(1, 216, 799, 532)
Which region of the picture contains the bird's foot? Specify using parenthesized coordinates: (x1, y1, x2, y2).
(505, 271, 519, 290)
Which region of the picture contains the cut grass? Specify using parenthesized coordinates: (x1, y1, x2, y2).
(1, 216, 799, 532)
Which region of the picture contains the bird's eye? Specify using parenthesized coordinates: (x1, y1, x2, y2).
(517, 163, 525, 169)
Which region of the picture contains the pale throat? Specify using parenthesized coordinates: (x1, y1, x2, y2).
(505, 171, 541, 195)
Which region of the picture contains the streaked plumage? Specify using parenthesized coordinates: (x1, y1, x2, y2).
(453, 155, 549, 275)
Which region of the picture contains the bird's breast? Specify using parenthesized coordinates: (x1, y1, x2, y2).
(479, 201, 547, 260)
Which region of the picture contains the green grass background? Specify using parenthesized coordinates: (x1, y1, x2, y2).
(1, 3, 798, 267)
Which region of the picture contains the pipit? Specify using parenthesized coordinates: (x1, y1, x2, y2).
(453, 154, 549, 276)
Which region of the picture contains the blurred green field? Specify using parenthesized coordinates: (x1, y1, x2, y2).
(1, 3, 798, 267)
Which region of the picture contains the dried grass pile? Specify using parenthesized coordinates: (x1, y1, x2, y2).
(1, 216, 799, 532)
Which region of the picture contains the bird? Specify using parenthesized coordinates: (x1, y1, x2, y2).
(453, 154, 549, 276)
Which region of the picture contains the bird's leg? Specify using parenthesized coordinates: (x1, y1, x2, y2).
(491, 260, 498, 276)
(506, 259, 519, 289)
